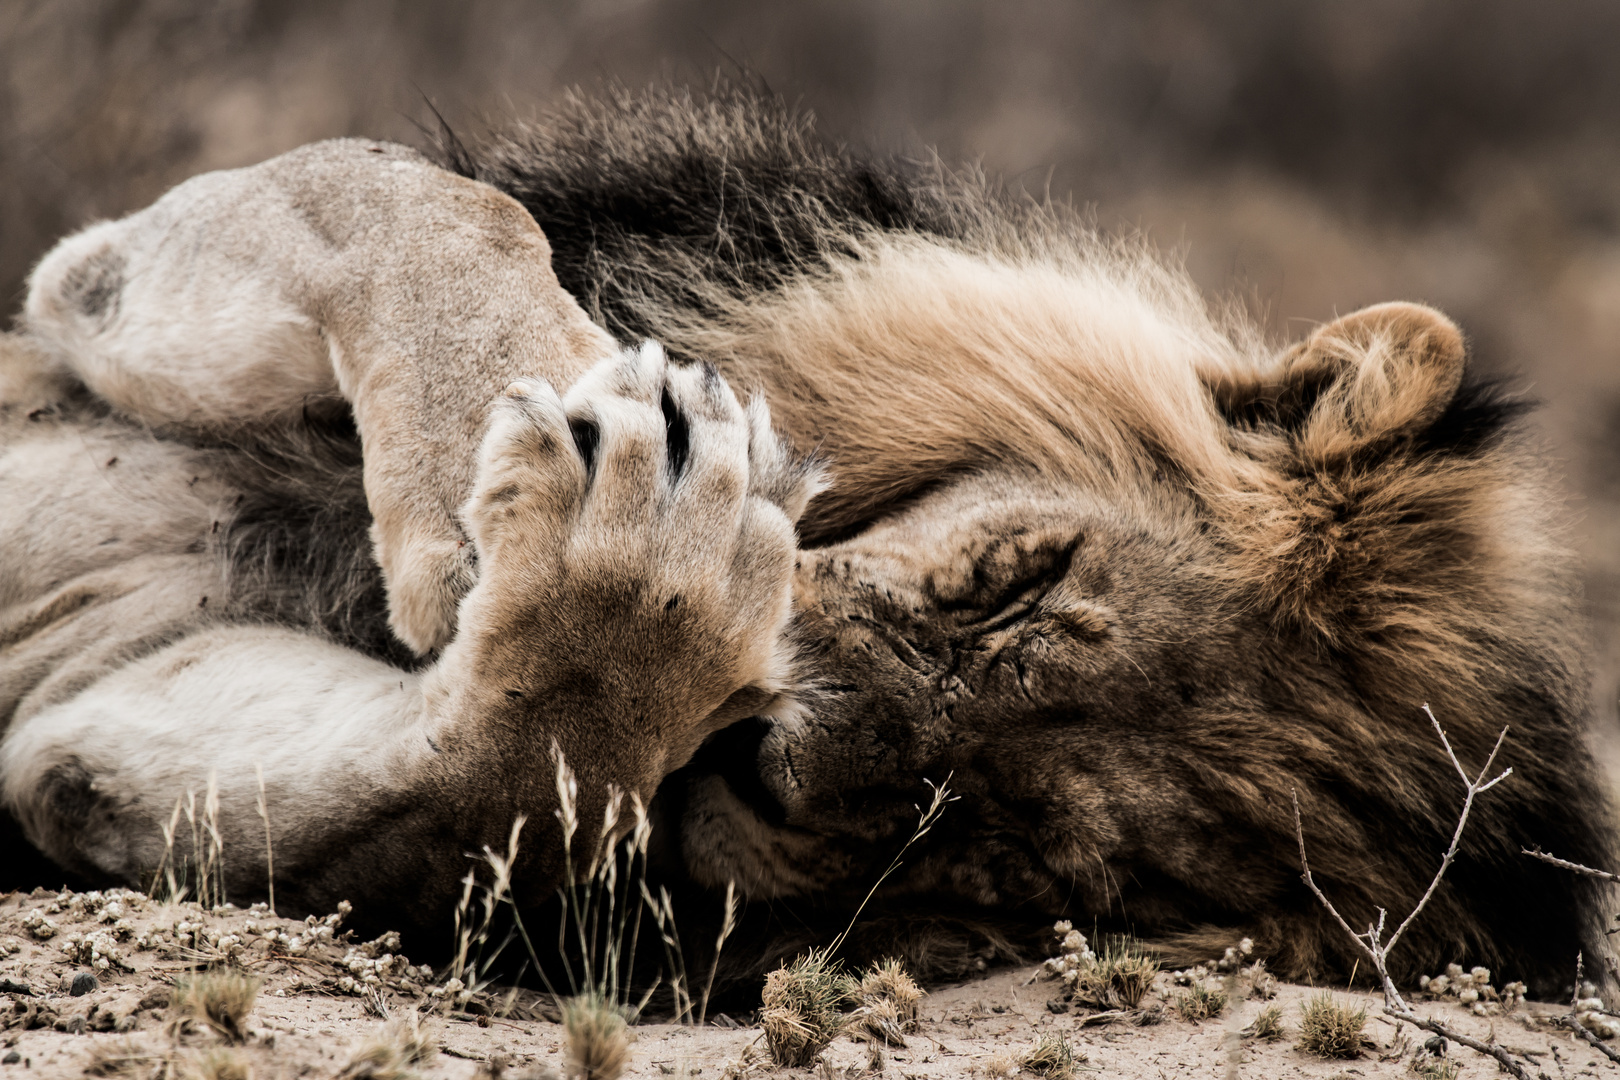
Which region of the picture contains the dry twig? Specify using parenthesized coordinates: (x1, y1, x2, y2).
(1521, 847, 1620, 882)
(1292, 705, 1540, 1078)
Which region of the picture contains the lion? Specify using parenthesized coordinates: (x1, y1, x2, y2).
(0, 84, 1612, 997)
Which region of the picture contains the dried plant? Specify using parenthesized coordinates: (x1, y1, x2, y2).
(1174, 983, 1226, 1022)
(563, 992, 632, 1080)
(254, 763, 276, 917)
(1018, 1032, 1082, 1080)
(85, 1039, 165, 1078)
(176, 1047, 252, 1080)
(1089, 935, 1158, 1009)
(696, 879, 738, 1028)
(169, 969, 261, 1043)
(1412, 1051, 1462, 1080)
(760, 948, 854, 1067)
(337, 1012, 440, 1080)
(860, 957, 923, 1030)
(1243, 1003, 1286, 1042)
(1293, 704, 1546, 1078)
(826, 775, 955, 958)
(147, 775, 229, 909)
(1297, 992, 1367, 1058)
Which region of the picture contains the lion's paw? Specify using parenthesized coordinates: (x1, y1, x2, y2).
(459, 341, 820, 726)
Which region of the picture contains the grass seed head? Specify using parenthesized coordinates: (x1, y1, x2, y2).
(170, 970, 261, 1043)
(563, 993, 631, 1080)
(1297, 991, 1368, 1059)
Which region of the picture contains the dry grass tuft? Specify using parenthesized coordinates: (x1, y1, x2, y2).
(85, 1039, 165, 1078)
(170, 970, 261, 1043)
(981, 1053, 1016, 1078)
(1086, 936, 1158, 1009)
(860, 957, 922, 1030)
(1412, 1051, 1462, 1080)
(848, 995, 908, 1046)
(1243, 1003, 1286, 1041)
(1018, 1032, 1083, 1080)
(1297, 991, 1368, 1059)
(176, 1047, 252, 1080)
(760, 949, 853, 1067)
(337, 1013, 440, 1079)
(563, 992, 632, 1080)
(1174, 983, 1227, 1023)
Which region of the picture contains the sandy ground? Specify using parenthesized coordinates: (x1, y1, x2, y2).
(0, 886, 1612, 1079)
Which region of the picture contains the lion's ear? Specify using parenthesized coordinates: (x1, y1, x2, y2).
(1212, 303, 1522, 645)
(1213, 302, 1466, 458)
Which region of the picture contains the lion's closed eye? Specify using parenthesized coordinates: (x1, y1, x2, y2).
(953, 536, 1080, 634)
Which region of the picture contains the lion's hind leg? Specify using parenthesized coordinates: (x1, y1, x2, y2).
(0, 623, 437, 913)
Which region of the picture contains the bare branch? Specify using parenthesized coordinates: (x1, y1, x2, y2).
(1385, 709, 1512, 955)
(1385, 1008, 1540, 1079)
(1291, 791, 1372, 956)
(1293, 709, 1540, 1079)
(1522, 847, 1620, 882)
(1562, 1015, 1620, 1065)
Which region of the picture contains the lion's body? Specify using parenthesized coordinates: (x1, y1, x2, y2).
(0, 86, 1611, 996)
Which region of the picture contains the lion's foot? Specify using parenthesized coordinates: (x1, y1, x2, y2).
(449, 341, 821, 750)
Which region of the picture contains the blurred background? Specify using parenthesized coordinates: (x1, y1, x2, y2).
(4, 0, 1619, 729)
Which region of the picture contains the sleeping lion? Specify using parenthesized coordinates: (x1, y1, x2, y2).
(0, 85, 1611, 996)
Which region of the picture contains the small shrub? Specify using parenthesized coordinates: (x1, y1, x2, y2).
(760, 949, 853, 1067)
(1243, 1003, 1286, 1042)
(563, 993, 632, 1080)
(1019, 1033, 1083, 1080)
(169, 970, 260, 1043)
(1175, 983, 1227, 1022)
(1297, 991, 1367, 1059)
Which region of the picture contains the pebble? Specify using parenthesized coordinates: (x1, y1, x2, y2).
(69, 972, 98, 996)
(1, 1051, 18, 1065)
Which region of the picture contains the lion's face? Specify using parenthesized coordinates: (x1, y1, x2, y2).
(668, 463, 1260, 917)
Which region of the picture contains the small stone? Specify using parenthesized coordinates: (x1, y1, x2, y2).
(68, 972, 97, 997)
(1, 1052, 17, 1064)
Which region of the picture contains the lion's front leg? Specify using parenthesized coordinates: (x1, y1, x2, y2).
(1, 343, 819, 921)
(22, 140, 618, 656)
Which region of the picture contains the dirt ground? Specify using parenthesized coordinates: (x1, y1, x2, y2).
(0, 887, 1612, 1080)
